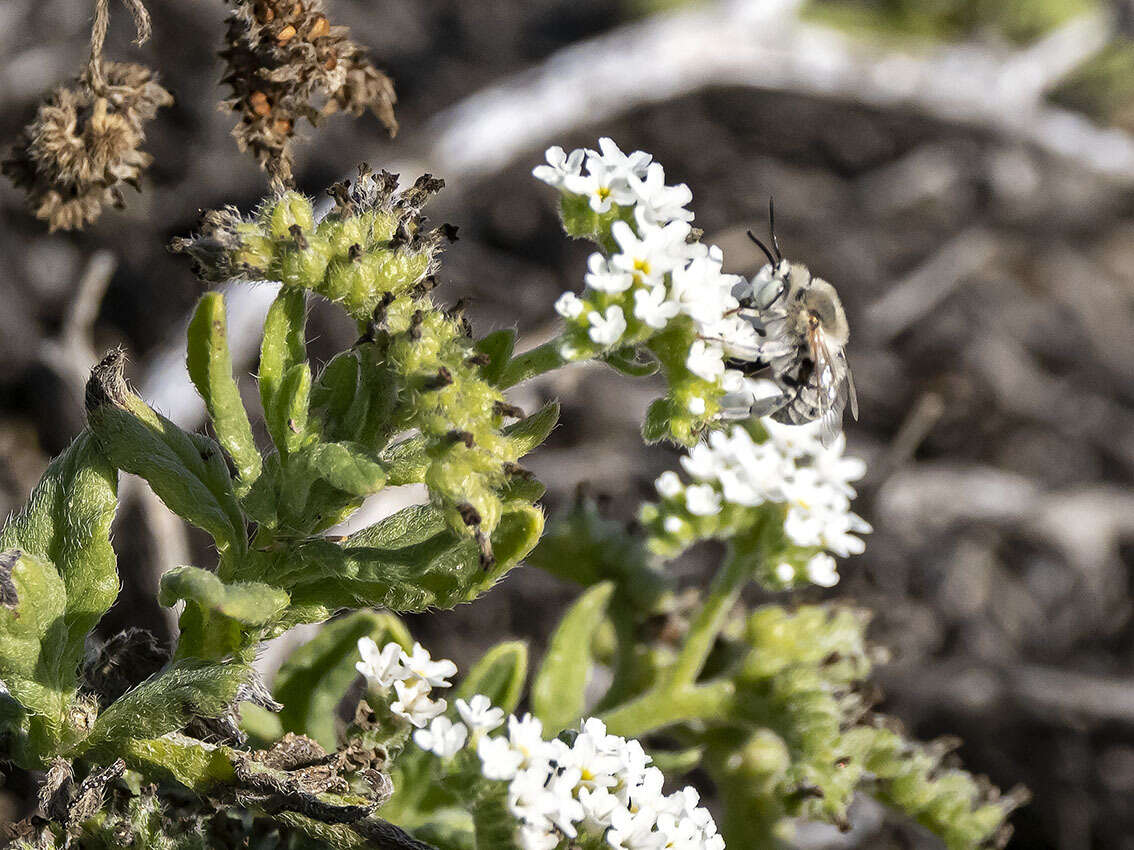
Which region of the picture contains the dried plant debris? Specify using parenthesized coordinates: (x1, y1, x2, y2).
(220, 0, 398, 181)
(2, 63, 172, 232)
(2, 0, 171, 232)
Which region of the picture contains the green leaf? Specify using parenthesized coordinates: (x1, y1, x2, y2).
(308, 442, 388, 497)
(650, 746, 704, 776)
(526, 497, 671, 613)
(602, 346, 659, 377)
(531, 582, 614, 732)
(501, 401, 559, 457)
(246, 504, 543, 620)
(159, 566, 289, 660)
(455, 641, 528, 714)
(0, 430, 119, 680)
(240, 702, 284, 748)
(271, 362, 313, 460)
(259, 288, 308, 456)
(187, 292, 262, 496)
(0, 550, 72, 761)
(274, 610, 411, 749)
(310, 351, 360, 440)
(312, 343, 399, 450)
(380, 435, 429, 486)
(0, 430, 119, 764)
(86, 351, 245, 558)
(85, 659, 252, 749)
(474, 329, 516, 385)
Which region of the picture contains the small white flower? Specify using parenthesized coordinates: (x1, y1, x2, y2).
(585, 253, 634, 294)
(663, 516, 684, 535)
(687, 396, 706, 415)
(805, 552, 840, 587)
(686, 340, 725, 382)
(608, 805, 665, 850)
(655, 471, 683, 499)
(516, 824, 560, 850)
(457, 694, 506, 735)
(355, 638, 406, 689)
(633, 285, 680, 329)
(563, 140, 646, 213)
(413, 716, 468, 757)
(628, 161, 694, 225)
(669, 249, 741, 325)
(587, 306, 627, 346)
(555, 291, 585, 319)
(611, 219, 694, 286)
(390, 678, 447, 728)
(680, 443, 720, 482)
(478, 734, 525, 780)
(506, 713, 547, 763)
(400, 642, 458, 688)
(685, 484, 721, 516)
(578, 786, 621, 831)
(590, 137, 652, 178)
(720, 369, 745, 393)
(532, 145, 585, 188)
(775, 562, 795, 583)
(700, 315, 761, 360)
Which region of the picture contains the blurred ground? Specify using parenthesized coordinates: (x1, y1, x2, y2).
(2, 1, 1134, 848)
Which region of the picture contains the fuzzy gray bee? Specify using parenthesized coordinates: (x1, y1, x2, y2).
(723, 202, 858, 444)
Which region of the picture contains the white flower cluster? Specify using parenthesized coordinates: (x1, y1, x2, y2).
(478, 710, 726, 850)
(355, 638, 458, 728)
(356, 639, 725, 848)
(535, 139, 755, 391)
(653, 420, 871, 587)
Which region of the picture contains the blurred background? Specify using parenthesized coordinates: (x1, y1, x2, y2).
(3, 0, 1134, 847)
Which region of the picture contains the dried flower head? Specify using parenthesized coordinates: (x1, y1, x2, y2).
(220, 0, 398, 180)
(2, 0, 171, 232)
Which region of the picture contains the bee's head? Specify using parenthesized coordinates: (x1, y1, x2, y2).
(801, 279, 849, 346)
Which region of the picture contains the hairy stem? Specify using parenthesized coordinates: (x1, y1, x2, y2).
(666, 544, 751, 689)
(599, 679, 735, 737)
(497, 337, 571, 389)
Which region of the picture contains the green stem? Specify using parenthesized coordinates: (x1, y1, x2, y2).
(600, 679, 735, 737)
(666, 544, 753, 689)
(497, 338, 571, 389)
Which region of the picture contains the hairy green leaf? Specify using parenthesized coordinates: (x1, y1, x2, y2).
(159, 566, 289, 659)
(0, 430, 119, 678)
(473, 329, 516, 386)
(259, 288, 308, 456)
(501, 401, 559, 457)
(86, 352, 245, 558)
(186, 292, 262, 495)
(244, 504, 542, 620)
(455, 641, 528, 715)
(531, 582, 613, 732)
(85, 659, 251, 748)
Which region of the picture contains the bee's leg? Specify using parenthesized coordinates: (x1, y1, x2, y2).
(725, 357, 768, 372)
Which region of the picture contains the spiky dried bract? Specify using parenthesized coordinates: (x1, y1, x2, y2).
(2, 62, 171, 231)
(220, 0, 397, 180)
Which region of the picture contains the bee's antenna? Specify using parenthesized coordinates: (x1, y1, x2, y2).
(746, 230, 777, 267)
(768, 196, 783, 260)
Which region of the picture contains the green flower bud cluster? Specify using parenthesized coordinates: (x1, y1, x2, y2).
(175, 168, 556, 555)
(173, 167, 442, 320)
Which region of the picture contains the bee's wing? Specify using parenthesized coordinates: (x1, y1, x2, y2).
(841, 350, 859, 420)
(808, 330, 849, 447)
